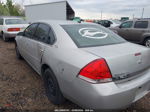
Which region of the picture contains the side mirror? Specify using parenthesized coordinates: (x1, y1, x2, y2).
(119, 25, 122, 28)
(17, 32, 24, 36)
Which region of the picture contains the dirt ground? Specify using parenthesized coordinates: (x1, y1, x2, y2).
(0, 38, 149, 112)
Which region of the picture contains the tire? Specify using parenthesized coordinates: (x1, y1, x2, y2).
(15, 44, 22, 59)
(2, 34, 8, 42)
(43, 68, 65, 105)
(144, 38, 150, 48)
(0, 32, 2, 38)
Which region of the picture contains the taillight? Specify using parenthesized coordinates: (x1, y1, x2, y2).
(7, 28, 20, 32)
(78, 59, 112, 83)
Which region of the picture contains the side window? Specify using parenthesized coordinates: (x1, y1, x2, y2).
(24, 23, 38, 38)
(34, 24, 50, 44)
(134, 21, 148, 28)
(104, 20, 109, 24)
(120, 21, 133, 28)
(0, 19, 3, 25)
(103, 20, 111, 27)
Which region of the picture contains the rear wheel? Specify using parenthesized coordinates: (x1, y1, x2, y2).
(144, 38, 150, 48)
(2, 34, 8, 42)
(43, 68, 65, 105)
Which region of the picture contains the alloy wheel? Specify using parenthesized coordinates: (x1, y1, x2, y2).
(145, 39, 150, 48)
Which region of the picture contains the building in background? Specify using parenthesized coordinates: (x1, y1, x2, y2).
(25, 0, 75, 23)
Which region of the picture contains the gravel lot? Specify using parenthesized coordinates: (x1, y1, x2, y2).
(0, 38, 149, 112)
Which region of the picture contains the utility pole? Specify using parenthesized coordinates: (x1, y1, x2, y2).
(141, 8, 144, 18)
(101, 11, 103, 20)
(133, 14, 134, 19)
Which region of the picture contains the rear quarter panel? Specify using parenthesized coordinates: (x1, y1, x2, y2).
(41, 47, 98, 99)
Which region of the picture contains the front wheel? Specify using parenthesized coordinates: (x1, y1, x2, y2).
(144, 38, 150, 48)
(15, 44, 22, 59)
(43, 68, 65, 105)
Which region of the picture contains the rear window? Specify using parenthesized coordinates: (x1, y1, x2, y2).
(134, 21, 148, 28)
(5, 19, 26, 25)
(61, 24, 126, 47)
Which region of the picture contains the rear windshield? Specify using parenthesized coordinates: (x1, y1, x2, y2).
(5, 19, 26, 25)
(61, 24, 126, 47)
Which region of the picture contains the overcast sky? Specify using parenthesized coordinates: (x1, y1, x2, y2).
(2, 0, 150, 19)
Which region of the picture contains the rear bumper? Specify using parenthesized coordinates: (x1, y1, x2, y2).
(63, 68, 150, 110)
(4, 32, 18, 38)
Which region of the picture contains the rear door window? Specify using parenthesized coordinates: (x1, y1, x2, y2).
(61, 24, 126, 48)
(34, 23, 52, 44)
(134, 21, 148, 28)
(24, 23, 38, 38)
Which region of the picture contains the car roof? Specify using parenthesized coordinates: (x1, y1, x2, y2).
(35, 20, 96, 25)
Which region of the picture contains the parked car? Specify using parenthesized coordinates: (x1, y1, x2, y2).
(98, 19, 121, 28)
(15, 20, 150, 111)
(73, 17, 81, 23)
(0, 16, 29, 42)
(111, 19, 150, 47)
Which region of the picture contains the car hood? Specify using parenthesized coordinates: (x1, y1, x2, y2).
(81, 42, 150, 80)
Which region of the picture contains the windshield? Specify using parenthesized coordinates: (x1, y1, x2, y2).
(61, 24, 126, 48)
(5, 19, 26, 25)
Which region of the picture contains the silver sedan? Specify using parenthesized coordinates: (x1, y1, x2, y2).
(15, 20, 150, 111)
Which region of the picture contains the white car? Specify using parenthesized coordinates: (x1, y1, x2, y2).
(0, 16, 29, 42)
(109, 19, 122, 27)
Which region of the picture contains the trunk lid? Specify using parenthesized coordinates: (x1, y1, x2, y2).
(81, 42, 150, 80)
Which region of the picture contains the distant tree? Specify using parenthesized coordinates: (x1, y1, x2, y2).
(0, 0, 25, 16)
(6, 0, 20, 16)
(14, 4, 25, 16)
(0, 2, 9, 16)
